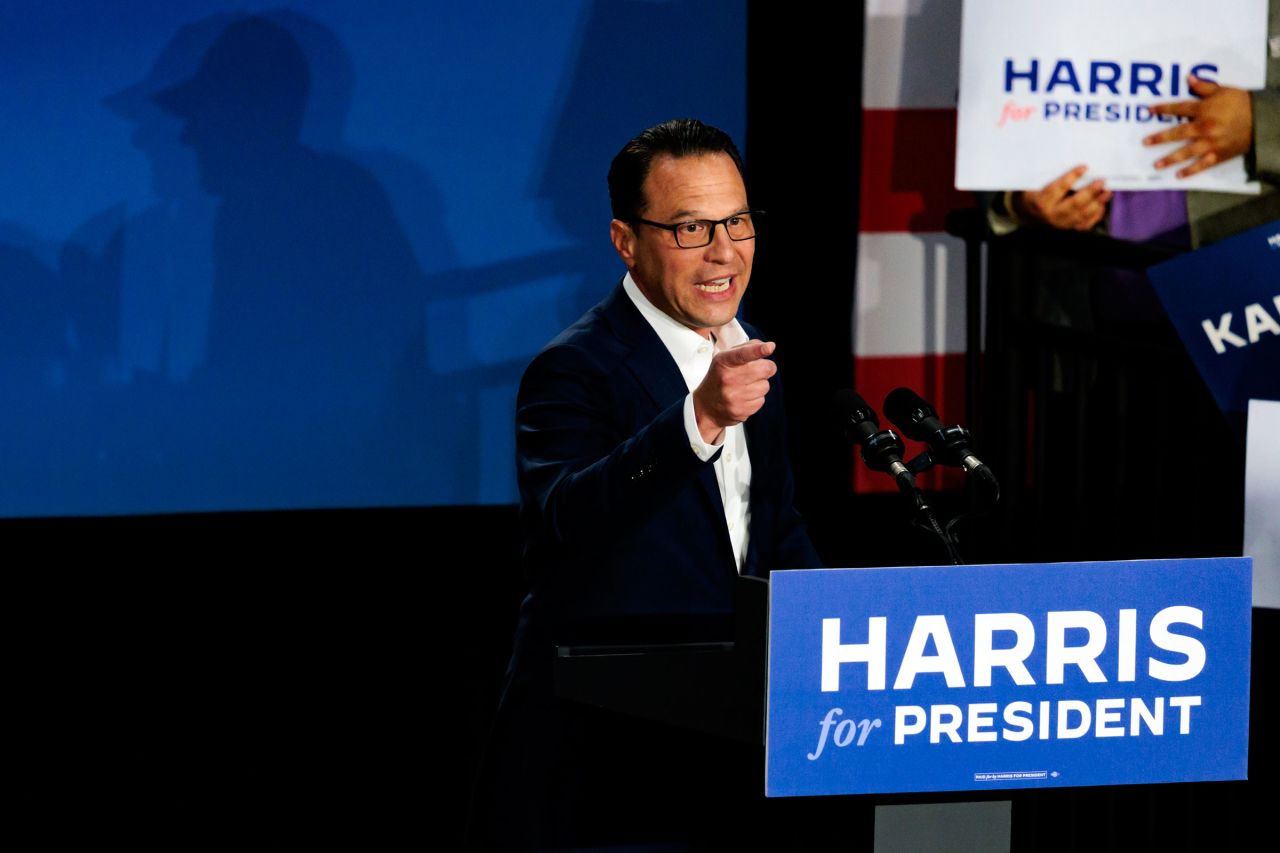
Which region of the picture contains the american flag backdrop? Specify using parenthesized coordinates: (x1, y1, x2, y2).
(855, 0, 973, 492)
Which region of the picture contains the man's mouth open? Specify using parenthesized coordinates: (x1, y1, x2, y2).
(694, 277, 732, 294)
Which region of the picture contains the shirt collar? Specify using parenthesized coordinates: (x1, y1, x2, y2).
(622, 271, 748, 366)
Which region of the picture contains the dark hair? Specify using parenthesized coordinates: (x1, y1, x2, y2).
(607, 118, 746, 221)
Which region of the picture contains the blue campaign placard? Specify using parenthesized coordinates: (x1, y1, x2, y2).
(765, 559, 1251, 797)
(1146, 219, 1280, 420)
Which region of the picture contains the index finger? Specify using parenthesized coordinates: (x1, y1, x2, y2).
(717, 339, 776, 366)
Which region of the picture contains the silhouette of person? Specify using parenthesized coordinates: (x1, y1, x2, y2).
(153, 16, 428, 505)
(97, 14, 230, 385)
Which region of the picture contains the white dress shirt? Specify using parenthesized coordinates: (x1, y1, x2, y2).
(623, 272, 752, 571)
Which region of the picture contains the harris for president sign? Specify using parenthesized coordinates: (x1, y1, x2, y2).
(765, 559, 1251, 797)
(955, 0, 1269, 192)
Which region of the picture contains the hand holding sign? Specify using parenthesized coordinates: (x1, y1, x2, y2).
(955, 0, 1267, 192)
(1145, 75, 1255, 178)
(1013, 164, 1112, 231)
(693, 339, 776, 444)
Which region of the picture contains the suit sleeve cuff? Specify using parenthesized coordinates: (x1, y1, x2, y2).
(682, 393, 724, 462)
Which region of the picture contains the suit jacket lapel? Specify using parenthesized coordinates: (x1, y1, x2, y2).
(598, 283, 686, 408)
(600, 281, 736, 565)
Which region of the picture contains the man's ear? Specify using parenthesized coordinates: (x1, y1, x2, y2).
(610, 219, 636, 267)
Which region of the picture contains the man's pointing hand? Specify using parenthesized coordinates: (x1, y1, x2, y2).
(693, 339, 777, 445)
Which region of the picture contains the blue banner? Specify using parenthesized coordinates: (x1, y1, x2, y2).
(766, 559, 1251, 797)
(1147, 219, 1280, 420)
(0, 1, 747, 515)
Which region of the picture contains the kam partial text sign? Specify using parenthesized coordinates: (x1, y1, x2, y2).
(1146, 218, 1280, 421)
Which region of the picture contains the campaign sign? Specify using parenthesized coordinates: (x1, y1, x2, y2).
(956, 0, 1268, 192)
(1146, 219, 1280, 420)
(765, 559, 1251, 797)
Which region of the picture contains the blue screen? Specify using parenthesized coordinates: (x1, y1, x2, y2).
(0, 0, 746, 514)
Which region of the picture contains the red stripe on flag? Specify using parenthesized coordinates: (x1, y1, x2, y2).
(851, 353, 967, 494)
(859, 109, 975, 234)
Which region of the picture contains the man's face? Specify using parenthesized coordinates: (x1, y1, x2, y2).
(611, 153, 753, 338)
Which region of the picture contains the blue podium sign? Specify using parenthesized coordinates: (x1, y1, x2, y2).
(765, 559, 1251, 797)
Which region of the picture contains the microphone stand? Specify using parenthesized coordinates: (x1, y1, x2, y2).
(860, 430, 966, 566)
(900, 480, 964, 566)
(896, 442, 1000, 566)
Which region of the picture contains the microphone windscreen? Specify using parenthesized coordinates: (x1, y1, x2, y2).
(883, 387, 937, 441)
(830, 389, 878, 427)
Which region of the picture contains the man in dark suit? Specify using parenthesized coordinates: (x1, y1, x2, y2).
(478, 119, 821, 849)
(516, 119, 821, 645)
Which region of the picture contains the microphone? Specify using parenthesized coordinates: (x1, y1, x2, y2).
(883, 387, 999, 500)
(829, 390, 916, 493)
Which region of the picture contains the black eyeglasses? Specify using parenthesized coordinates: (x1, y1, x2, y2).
(633, 210, 763, 248)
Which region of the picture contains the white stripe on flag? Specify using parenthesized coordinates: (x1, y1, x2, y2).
(855, 231, 967, 357)
(863, 0, 961, 109)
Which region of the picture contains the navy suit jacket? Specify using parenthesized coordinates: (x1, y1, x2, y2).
(513, 280, 821, 650)
(473, 282, 821, 848)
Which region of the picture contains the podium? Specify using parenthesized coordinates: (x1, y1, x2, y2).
(552, 558, 1251, 850)
(554, 575, 769, 745)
